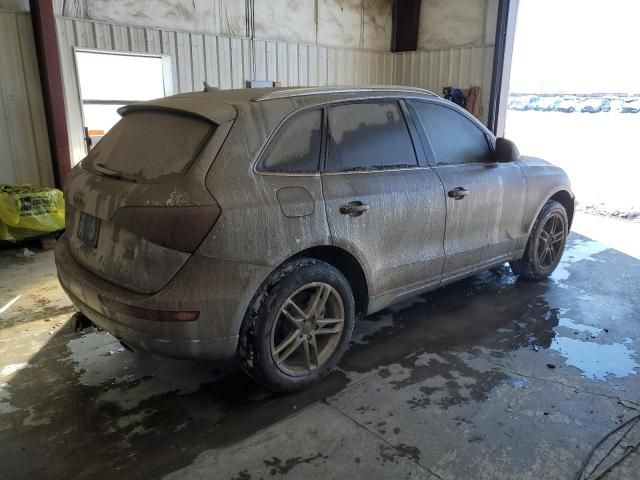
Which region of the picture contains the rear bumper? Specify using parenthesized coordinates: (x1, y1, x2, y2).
(62, 285, 238, 359)
(55, 236, 271, 360)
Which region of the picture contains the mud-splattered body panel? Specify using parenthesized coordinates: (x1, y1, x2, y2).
(55, 87, 574, 361)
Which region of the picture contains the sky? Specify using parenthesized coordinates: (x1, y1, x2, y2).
(509, 0, 640, 94)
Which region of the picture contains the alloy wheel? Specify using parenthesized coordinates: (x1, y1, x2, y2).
(536, 213, 565, 268)
(270, 282, 345, 376)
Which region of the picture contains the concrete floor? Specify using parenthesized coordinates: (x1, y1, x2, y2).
(1, 215, 639, 479)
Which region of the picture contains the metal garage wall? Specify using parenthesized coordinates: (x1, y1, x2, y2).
(0, 9, 54, 186)
(393, 45, 495, 124)
(55, 16, 396, 165)
(52, 0, 393, 52)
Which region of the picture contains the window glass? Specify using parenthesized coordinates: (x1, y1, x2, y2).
(84, 112, 214, 182)
(76, 51, 165, 102)
(76, 51, 166, 146)
(327, 102, 417, 172)
(410, 102, 491, 165)
(262, 109, 323, 172)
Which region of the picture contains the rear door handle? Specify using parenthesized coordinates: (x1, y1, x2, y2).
(448, 187, 470, 200)
(339, 201, 369, 217)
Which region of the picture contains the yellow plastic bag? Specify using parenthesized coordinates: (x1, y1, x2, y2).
(0, 222, 44, 241)
(0, 184, 65, 240)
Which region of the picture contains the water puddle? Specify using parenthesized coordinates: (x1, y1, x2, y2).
(557, 317, 602, 336)
(552, 238, 609, 282)
(551, 336, 638, 380)
(544, 308, 639, 380)
(66, 331, 220, 409)
(350, 312, 395, 345)
(0, 385, 20, 414)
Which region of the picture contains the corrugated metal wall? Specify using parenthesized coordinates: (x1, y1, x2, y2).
(393, 45, 495, 124)
(0, 7, 497, 185)
(0, 9, 54, 186)
(51, 0, 393, 52)
(55, 16, 396, 164)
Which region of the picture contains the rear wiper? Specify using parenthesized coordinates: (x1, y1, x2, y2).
(93, 163, 138, 182)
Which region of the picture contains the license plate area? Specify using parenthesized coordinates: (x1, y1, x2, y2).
(77, 212, 101, 248)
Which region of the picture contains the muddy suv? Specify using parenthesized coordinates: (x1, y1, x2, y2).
(55, 86, 574, 392)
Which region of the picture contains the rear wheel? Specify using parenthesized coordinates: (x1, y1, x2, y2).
(238, 259, 355, 392)
(510, 200, 568, 280)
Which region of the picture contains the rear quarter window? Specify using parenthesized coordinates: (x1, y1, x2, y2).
(84, 111, 215, 182)
(260, 109, 323, 173)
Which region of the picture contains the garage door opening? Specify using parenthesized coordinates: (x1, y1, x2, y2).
(75, 51, 171, 149)
(503, 0, 640, 226)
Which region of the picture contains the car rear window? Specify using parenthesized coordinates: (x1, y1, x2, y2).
(84, 111, 215, 182)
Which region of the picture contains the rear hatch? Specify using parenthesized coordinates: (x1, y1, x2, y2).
(64, 98, 236, 294)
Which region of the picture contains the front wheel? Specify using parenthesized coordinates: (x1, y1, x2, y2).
(510, 200, 568, 280)
(238, 259, 355, 392)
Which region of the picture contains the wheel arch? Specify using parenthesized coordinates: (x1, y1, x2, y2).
(548, 189, 575, 228)
(526, 187, 575, 236)
(290, 246, 370, 317)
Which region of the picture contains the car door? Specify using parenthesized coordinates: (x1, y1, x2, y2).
(407, 100, 526, 279)
(321, 100, 446, 301)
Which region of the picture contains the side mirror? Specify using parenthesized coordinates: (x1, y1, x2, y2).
(494, 137, 520, 163)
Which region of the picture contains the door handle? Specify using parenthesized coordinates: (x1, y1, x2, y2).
(448, 187, 470, 200)
(339, 201, 370, 217)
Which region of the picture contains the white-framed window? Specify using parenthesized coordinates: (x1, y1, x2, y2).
(75, 50, 172, 147)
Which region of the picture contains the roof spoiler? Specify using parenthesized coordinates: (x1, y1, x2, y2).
(117, 96, 236, 124)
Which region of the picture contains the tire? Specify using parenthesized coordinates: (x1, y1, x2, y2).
(510, 200, 568, 280)
(238, 258, 355, 392)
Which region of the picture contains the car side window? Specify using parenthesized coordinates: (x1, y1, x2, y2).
(261, 109, 323, 173)
(410, 101, 492, 165)
(326, 101, 418, 172)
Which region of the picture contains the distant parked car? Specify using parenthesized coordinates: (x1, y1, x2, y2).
(556, 99, 577, 113)
(508, 96, 541, 111)
(620, 99, 640, 113)
(535, 97, 561, 112)
(581, 98, 611, 113)
(524, 96, 541, 111)
(508, 97, 531, 111)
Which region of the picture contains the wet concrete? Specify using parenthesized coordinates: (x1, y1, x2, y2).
(1, 231, 639, 479)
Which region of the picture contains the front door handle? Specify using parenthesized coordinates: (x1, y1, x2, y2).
(448, 187, 470, 200)
(339, 201, 370, 217)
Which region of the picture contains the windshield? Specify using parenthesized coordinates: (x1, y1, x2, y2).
(84, 111, 215, 182)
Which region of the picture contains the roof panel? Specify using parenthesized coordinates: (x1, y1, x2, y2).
(251, 86, 437, 102)
(118, 86, 437, 123)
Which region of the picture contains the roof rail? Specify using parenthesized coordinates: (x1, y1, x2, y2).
(252, 85, 437, 102)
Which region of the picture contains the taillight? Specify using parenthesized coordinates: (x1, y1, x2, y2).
(110, 205, 220, 252)
(100, 296, 199, 322)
